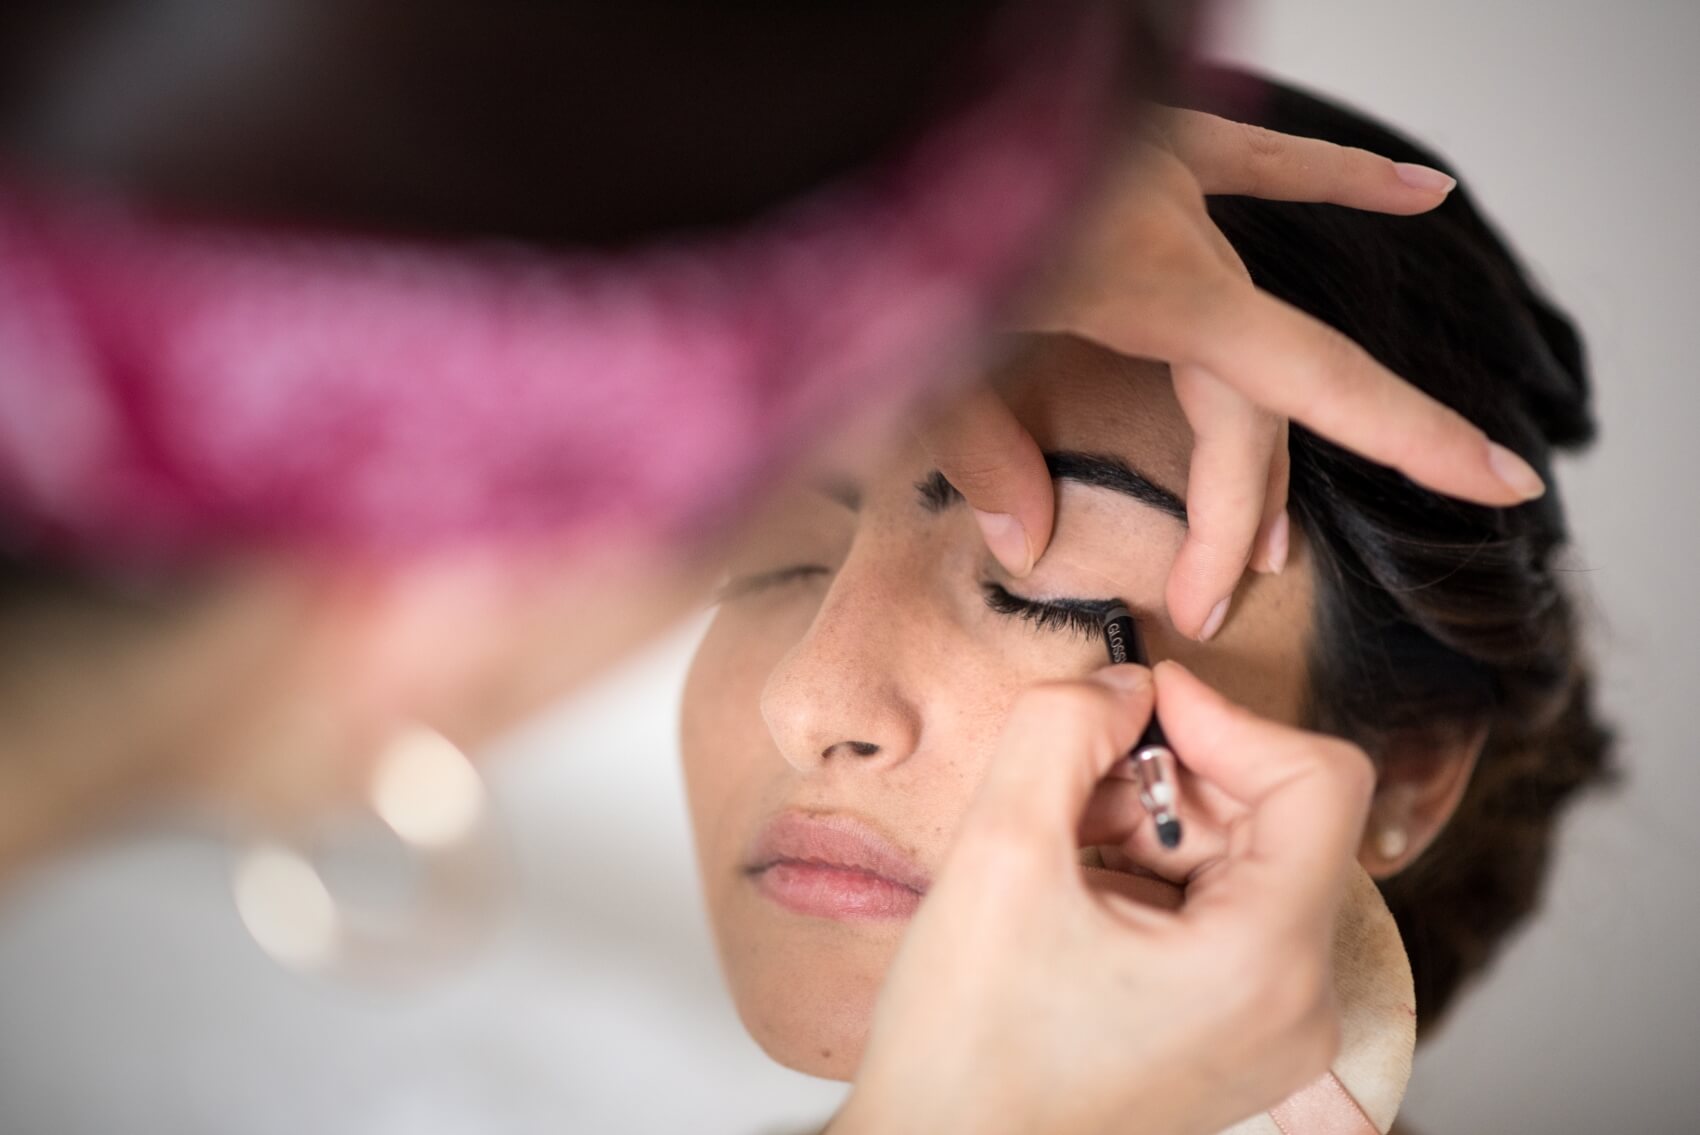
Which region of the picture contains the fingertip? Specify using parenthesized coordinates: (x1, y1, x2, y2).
(1090, 664, 1157, 731)
(1198, 597, 1230, 642)
(1020, 500, 1058, 579)
(1392, 161, 1457, 196)
(1250, 511, 1290, 575)
(1091, 662, 1152, 695)
(1485, 441, 1546, 502)
(1153, 659, 1236, 723)
(973, 508, 1035, 577)
(1153, 658, 1186, 680)
(1268, 510, 1291, 574)
(1153, 657, 1200, 695)
(1164, 550, 1232, 644)
(1171, 571, 1232, 642)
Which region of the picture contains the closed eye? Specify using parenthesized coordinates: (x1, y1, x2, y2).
(980, 581, 1116, 642)
(716, 564, 830, 604)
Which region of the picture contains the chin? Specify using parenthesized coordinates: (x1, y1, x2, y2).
(719, 920, 893, 1081)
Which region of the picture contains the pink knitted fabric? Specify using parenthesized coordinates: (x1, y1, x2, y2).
(0, 2, 1121, 568)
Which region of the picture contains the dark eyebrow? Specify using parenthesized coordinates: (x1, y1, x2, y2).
(914, 451, 1187, 523)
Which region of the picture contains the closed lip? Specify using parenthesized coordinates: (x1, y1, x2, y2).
(743, 811, 931, 894)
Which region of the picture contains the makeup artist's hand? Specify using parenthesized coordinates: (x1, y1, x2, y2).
(917, 108, 1546, 641)
(834, 661, 1375, 1135)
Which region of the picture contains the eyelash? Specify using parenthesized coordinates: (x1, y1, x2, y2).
(718, 568, 1114, 647)
(980, 582, 1112, 642)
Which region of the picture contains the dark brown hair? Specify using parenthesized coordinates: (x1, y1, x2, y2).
(1196, 71, 1615, 1033)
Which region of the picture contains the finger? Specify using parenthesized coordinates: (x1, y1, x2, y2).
(961, 665, 1155, 881)
(1029, 152, 1544, 508)
(914, 387, 1055, 577)
(1077, 772, 1232, 879)
(1161, 108, 1456, 214)
(1188, 286, 1546, 506)
(1197, 199, 1253, 282)
(1151, 661, 1374, 934)
(1149, 148, 1252, 295)
(1166, 364, 1280, 641)
(1077, 776, 1148, 849)
(1249, 422, 1291, 575)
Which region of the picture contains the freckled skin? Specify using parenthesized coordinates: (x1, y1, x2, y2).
(679, 336, 1315, 1080)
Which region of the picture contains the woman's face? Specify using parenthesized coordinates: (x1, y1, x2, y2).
(680, 335, 1316, 1079)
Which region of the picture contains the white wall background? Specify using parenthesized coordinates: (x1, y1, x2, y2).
(1212, 4, 1700, 1132)
(1, 3, 1696, 1132)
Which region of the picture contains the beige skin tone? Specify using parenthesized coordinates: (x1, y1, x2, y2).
(682, 334, 1476, 1084)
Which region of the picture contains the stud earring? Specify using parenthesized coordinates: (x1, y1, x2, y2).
(1374, 824, 1409, 862)
(231, 722, 507, 983)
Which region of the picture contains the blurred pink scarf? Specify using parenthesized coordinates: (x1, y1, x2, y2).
(0, 2, 1121, 569)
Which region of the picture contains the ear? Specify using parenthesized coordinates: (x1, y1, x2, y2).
(1358, 722, 1487, 878)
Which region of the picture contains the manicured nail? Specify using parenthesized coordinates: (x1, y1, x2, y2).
(1093, 664, 1151, 694)
(1393, 162, 1456, 194)
(1486, 441, 1546, 501)
(1257, 511, 1290, 575)
(973, 508, 1033, 576)
(1199, 597, 1230, 643)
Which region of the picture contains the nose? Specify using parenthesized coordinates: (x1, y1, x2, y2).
(759, 560, 923, 775)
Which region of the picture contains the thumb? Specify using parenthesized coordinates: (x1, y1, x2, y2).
(913, 387, 1055, 577)
(952, 666, 1155, 886)
(1152, 661, 1374, 935)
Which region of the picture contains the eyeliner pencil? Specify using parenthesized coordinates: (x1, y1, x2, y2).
(1099, 602, 1183, 849)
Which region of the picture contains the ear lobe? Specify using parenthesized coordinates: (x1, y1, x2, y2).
(1359, 721, 1487, 879)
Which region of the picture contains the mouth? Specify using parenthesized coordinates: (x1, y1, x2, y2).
(743, 811, 930, 923)
(742, 813, 1188, 923)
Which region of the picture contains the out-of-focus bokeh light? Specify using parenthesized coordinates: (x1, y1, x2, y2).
(369, 726, 485, 849)
(231, 843, 339, 971)
(229, 725, 494, 979)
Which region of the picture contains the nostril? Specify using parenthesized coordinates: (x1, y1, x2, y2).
(824, 741, 881, 759)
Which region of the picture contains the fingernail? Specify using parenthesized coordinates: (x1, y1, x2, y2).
(1258, 511, 1290, 575)
(1486, 441, 1546, 501)
(1393, 162, 1456, 194)
(973, 509, 1033, 576)
(1199, 597, 1230, 642)
(1093, 664, 1151, 693)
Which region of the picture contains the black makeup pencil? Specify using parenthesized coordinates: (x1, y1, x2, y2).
(1099, 602, 1183, 849)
